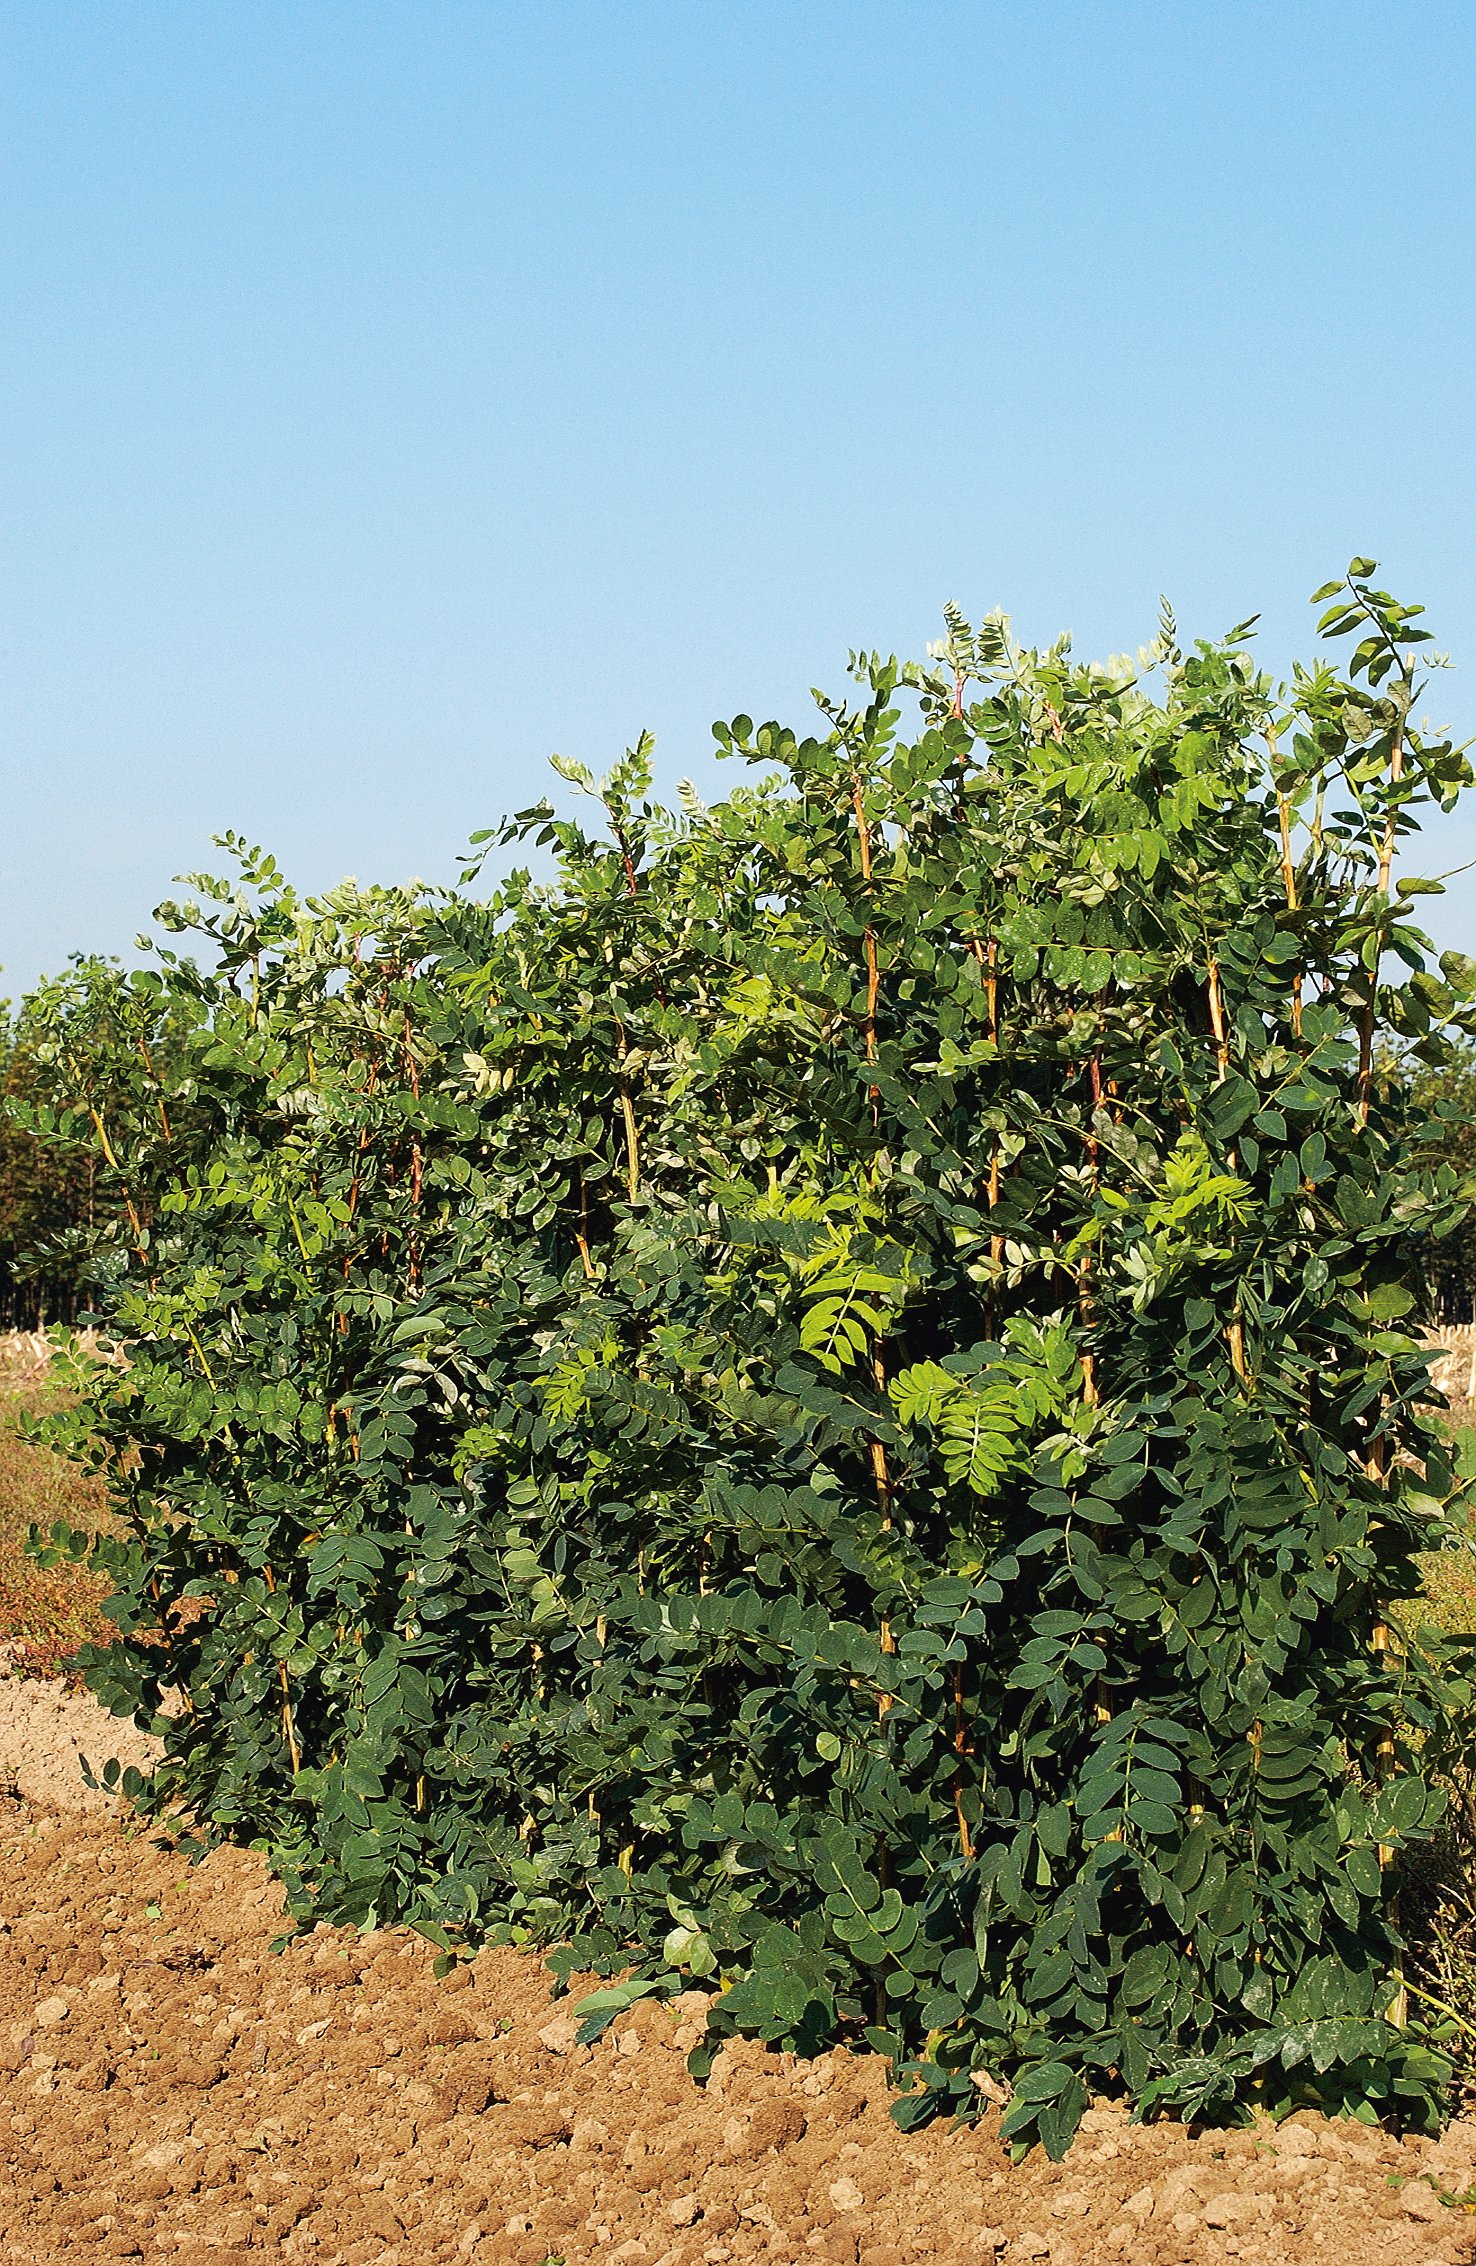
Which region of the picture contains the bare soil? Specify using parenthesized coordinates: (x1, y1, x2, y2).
(1, 1764, 1476, 2266)
(0, 1656, 158, 1813)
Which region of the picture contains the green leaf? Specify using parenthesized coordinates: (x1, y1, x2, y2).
(571, 1979, 664, 2045)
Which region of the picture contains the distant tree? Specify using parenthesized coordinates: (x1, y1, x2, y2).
(0, 1019, 98, 1325)
(0, 954, 195, 1328)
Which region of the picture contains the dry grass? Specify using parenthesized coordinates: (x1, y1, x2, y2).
(0, 1352, 113, 1680)
(1413, 1398, 1476, 1640)
(1416, 1531, 1476, 1639)
(1399, 1393, 1476, 2100)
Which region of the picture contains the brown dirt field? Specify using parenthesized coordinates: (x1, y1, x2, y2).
(1, 1789, 1476, 2266)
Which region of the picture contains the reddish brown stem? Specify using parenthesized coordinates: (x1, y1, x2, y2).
(1367, 1435, 1405, 2022)
(576, 1171, 596, 1281)
(870, 1338, 896, 1715)
(1206, 957, 1230, 1080)
(851, 782, 881, 1105)
(1206, 958, 1249, 1383)
(1075, 1054, 1104, 1403)
(1357, 704, 1408, 1124)
(612, 821, 640, 899)
(403, 1009, 423, 1292)
(975, 937, 1003, 1325)
(1275, 786, 1304, 1040)
(952, 1667, 974, 1860)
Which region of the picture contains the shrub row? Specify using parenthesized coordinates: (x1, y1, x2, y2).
(24, 566, 1476, 2152)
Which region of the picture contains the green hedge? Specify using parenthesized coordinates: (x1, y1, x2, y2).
(25, 565, 1476, 2153)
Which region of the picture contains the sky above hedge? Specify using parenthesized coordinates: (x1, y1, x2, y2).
(3, 0, 1474, 991)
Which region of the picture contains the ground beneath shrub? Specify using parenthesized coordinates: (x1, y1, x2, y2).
(0, 1657, 157, 1812)
(0, 1802, 1475, 2265)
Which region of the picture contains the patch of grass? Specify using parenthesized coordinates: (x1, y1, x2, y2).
(1416, 1542, 1476, 1640)
(1401, 1405, 1476, 2103)
(1408, 1408, 1476, 1639)
(0, 1366, 113, 1679)
(1405, 1805, 1476, 2110)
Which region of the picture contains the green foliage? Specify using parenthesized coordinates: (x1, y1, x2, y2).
(0, 958, 199, 1321)
(19, 568, 1476, 2155)
(0, 1003, 106, 1322)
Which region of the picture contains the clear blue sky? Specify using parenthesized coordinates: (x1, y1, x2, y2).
(3, 1, 1475, 993)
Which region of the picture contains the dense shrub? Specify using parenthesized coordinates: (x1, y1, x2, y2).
(24, 566, 1476, 2152)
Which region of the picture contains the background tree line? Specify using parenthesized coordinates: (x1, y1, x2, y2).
(0, 956, 199, 1330)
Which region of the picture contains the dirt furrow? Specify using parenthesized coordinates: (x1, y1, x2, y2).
(1, 1790, 1475, 2266)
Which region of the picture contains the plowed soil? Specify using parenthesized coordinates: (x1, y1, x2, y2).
(0, 1660, 157, 1812)
(0, 1786, 1474, 2266)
